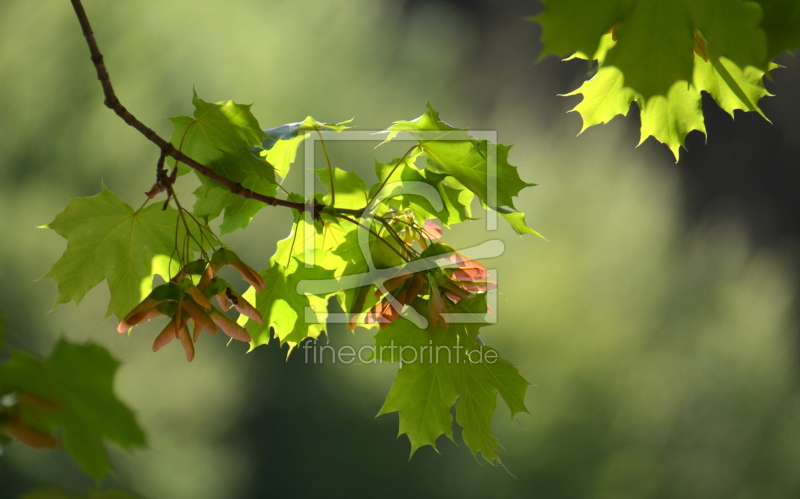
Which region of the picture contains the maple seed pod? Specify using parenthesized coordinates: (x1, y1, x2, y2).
(118, 307, 161, 334)
(215, 294, 230, 312)
(192, 323, 203, 343)
(225, 286, 264, 324)
(376, 305, 398, 327)
(186, 285, 212, 310)
(118, 283, 182, 332)
(17, 392, 61, 412)
(198, 266, 213, 291)
(232, 263, 266, 292)
(0, 421, 59, 449)
(366, 287, 408, 328)
(443, 253, 488, 281)
(348, 285, 372, 331)
(208, 309, 252, 343)
(429, 284, 449, 330)
(152, 316, 184, 352)
(181, 300, 217, 337)
(405, 273, 425, 303)
(376, 273, 412, 297)
(441, 280, 470, 303)
(209, 248, 266, 292)
(422, 220, 443, 240)
(366, 299, 396, 326)
(457, 281, 498, 293)
(176, 325, 195, 362)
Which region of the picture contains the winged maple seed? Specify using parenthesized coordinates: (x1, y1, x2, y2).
(359, 223, 496, 329)
(0, 391, 61, 449)
(118, 248, 264, 361)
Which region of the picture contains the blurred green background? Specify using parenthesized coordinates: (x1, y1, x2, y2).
(1, 0, 800, 497)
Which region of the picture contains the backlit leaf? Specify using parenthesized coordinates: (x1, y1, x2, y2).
(42, 186, 202, 319)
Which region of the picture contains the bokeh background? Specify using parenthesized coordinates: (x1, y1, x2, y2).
(1, 0, 800, 497)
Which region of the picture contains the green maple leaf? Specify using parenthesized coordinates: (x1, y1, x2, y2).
(315, 167, 368, 210)
(272, 217, 354, 275)
(381, 104, 469, 144)
(603, 1, 696, 99)
(331, 224, 411, 321)
(536, 0, 629, 62)
(191, 147, 278, 234)
(371, 153, 475, 227)
(240, 213, 351, 351)
(166, 92, 280, 234)
(693, 56, 776, 119)
(375, 297, 529, 464)
(383, 104, 538, 234)
(168, 91, 266, 171)
(0, 340, 146, 479)
(242, 260, 334, 352)
(537, 2, 799, 159)
(42, 186, 201, 319)
(563, 34, 775, 160)
(537, 0, 768, 98)
(256, 117, 352, 179)
(561, 65, 639, 132)
(424, 140, 536, 230)
(637, 79, 706, 160)
(265, 219, 385, 328)
(493, 206, 546, 239)
(260, 133, 303, 180)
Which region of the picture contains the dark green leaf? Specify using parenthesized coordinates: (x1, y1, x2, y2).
(315, 167, 368, 210)
(375, 297, 529, 464)
(191, 147, 278, 233)
(168, 91, 266, 172)
(0, 340, 146, 479)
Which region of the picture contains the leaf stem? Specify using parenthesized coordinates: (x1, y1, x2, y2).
(366, 144, 420, 208)
(378, 217, 418, 259)
(285, 219, 300, 268)
(316, 130, 335, 207)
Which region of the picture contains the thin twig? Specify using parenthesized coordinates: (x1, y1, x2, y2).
(69, 0, 308, 213)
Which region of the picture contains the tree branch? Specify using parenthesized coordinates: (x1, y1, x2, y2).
(69, 0, 309, 213)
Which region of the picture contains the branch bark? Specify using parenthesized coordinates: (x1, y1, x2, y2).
(68, 0, 312, 213)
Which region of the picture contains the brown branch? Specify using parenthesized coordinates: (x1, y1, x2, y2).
(69, 0, 308, 213)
